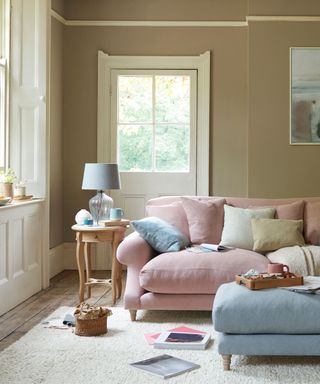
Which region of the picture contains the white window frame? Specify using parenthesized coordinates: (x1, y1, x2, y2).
(0, 0, 10, 172)
(112, 69, 197, 174)
(97, 51, 210, 196)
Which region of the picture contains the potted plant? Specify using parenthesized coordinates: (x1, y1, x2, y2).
(0, 168, 16, 197)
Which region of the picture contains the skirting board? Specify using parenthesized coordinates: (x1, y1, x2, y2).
(49, 244, 64, 278)
(49, 242, 116, 278)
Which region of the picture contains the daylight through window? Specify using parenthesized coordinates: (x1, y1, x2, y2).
(117, 74, 191, 172)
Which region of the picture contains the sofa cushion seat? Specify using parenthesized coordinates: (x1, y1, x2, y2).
(213, 282, 320, 334)
(139, 249, 269, 294)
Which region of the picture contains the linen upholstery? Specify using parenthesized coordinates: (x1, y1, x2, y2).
(275, 200, 305, 220)
(216, 333, 320, 356)
(304, 201, 320, 245)
(213, 282, 320, 334)
(117, 195, 320, 314)
(131, 217, 189, 253)
(146, 201, 190, 240)
(251, 218, 305, 252)
(181, 197, 225, 244)
(220, 205, 275, 250)
(139, 248, 269, 294)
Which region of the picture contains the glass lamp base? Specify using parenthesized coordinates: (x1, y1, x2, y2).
(89, 191, 113, 225)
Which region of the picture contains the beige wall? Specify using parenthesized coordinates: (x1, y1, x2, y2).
(49, 0, 320, 243)
(50, 17, 64, 248)
(248, 0, 320, 15)
(64, 0, 247, 21)
(62, 26, 248, 241)
(51, 0, 65, 16)
(248, 20, 320, 197)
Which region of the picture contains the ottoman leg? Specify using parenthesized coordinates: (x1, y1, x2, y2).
(222, 354, 232, 371)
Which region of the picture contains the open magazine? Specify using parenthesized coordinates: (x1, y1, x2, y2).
(187, 243, 231, 253)
(280, 276, 320, 294)
(154, 331, 210, 350)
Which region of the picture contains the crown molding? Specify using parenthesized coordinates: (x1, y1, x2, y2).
(50, 10, 247, 27)
(50, 9, 67, 25)
(247, 15, 320, 22)
(50, 9, 320, 28)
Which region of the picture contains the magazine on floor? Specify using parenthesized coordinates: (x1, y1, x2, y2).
(154, 331, 211, 350)
(144, 325, 207, 345)
(131, 354, 200, 379)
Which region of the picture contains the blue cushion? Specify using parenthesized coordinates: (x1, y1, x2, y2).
(131, 217, 190, 253)
(213, 282, 320, 334)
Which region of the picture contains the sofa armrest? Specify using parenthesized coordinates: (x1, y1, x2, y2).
(117, 232, 157, 311)
(117, 231, 157, 267)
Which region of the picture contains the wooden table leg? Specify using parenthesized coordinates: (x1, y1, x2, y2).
(84, 242, 91, 298)
(75, 232, 85, 303)
(111, 229, 125, 303)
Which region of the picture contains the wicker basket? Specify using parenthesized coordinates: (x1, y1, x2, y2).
(75, 316, 107, 336)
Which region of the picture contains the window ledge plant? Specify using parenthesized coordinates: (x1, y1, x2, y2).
(0, 168, 16, 197)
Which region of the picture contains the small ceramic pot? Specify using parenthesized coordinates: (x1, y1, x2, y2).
(75, 209, 92, 225)
(1, 183, 13, 198)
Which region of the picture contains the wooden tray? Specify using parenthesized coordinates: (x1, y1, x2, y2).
(13, 195, 33, 200)
(235, 273, 304, 290)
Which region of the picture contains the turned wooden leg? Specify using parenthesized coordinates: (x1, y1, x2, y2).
(129, 310, 137, 321)
(84, 242, 91, 298)
(222, 354, 231, 371)
(75, 233, 85, 303)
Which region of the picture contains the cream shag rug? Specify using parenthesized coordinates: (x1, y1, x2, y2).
(0, 307, 320, 384)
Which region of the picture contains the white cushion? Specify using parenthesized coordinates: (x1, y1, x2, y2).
(220, 205, 275, 250)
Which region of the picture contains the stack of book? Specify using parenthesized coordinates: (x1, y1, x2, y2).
(131, 325, 210, 379)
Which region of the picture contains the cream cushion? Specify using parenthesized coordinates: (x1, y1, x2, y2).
(251, 218, 305, 252)
(220, 205, 275, 250)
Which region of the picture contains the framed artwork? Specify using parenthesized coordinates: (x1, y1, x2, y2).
(290, 47, 320, 145)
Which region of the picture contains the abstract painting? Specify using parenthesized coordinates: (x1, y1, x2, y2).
(290, 47, 320, 144)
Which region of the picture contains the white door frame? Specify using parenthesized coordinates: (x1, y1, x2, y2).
(97, 51, 210, 196)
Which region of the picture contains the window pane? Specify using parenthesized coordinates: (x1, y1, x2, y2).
(0, 0, 2, 57)
(118, 125, 153, 171)
(155, 76, 190, 123)
(155, 124, 189, 172)
(118, 76, 152, 123)
(0, 66, 4, 168)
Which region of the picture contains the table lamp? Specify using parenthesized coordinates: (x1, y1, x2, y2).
(81, 163, 121, 225)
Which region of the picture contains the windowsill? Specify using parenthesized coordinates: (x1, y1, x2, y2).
(0, 198, 45, 210)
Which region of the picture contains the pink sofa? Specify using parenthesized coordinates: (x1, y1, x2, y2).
(117, 196, 320, 320)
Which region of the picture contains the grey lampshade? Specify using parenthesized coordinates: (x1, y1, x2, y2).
(81, 163, 121, 190)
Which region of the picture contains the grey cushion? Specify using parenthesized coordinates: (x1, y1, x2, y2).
(213, 282, 320, 334)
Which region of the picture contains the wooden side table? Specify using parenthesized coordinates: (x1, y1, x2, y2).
(72, 220, 129, 305)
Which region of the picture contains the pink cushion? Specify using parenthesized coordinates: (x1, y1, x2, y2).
(304, 201, 320, 245)
(181, 197, 225, 244)
(146, 201, 190, 239)
(248, 200, 305, 220)
(139, 249, 269, 294)
(275, 200, 305, 220)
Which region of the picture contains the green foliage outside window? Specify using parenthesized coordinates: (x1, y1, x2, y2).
(117, 75, 191, 172)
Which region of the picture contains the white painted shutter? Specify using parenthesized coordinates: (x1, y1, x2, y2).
(9, 0, 47, 197)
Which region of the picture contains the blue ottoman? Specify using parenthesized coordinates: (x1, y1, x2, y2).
(212, 282, 320, 370)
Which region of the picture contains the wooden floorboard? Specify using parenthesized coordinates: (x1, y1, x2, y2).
(0, 270, 125, 352)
